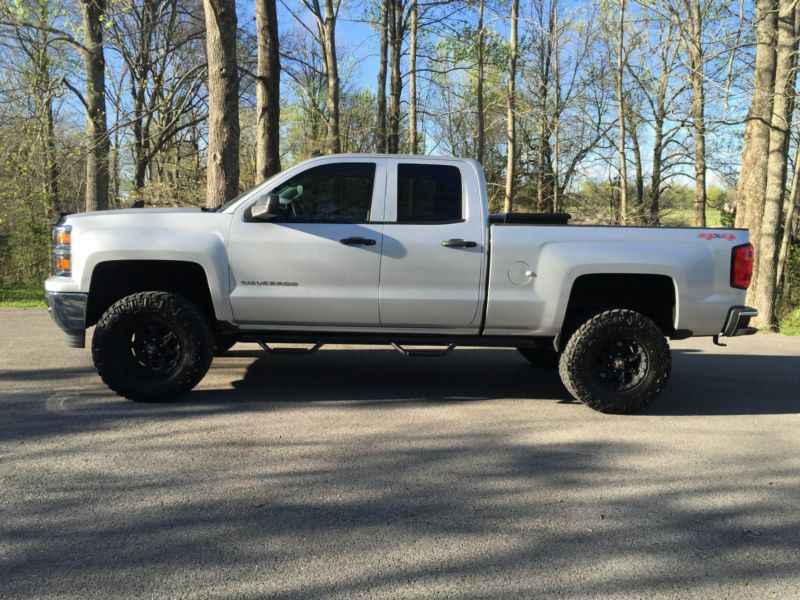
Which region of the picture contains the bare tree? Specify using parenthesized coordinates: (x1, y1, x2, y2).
(203, 0, 240, 206)
(256, 0, 281, 181)
(753, 0, 798, 329)
(79, 0, 110, 211)
(615, 0, 628, 224)
(376, 0, 389, 152)
(408, 0, 418, 153)
(503, 0, 519, 213)
(684, 0, 707, 226)
(387, 0, 407, 153)
(304, 0, 341, 154)
(737, 0, 778, 238)
(475, 0, 485, 164)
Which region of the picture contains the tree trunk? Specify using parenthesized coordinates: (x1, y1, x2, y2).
(688, 0, 706, 227)
(476, 0, 485, 164)
(777, 137, 800, 287)
(203, 0, 240, 206)
(131, 0, 155, 192)
(503, 0, 519, 213)
(753, 1, 798, 329)
(536, 0, 552, 213)
(256, 0, 281, 182)
(408, 0, 418, 154)
(629, 112, 644, 224)
(616, 0, 628, 224)
(736, 0, 778, 238)
(650, 114, 664, 226)
(551, 3, 560, 213)
(376, 0, 389, 153)
(322, 0, 340, 154)
(388, 0, 403, 154)
(79, 0, 109, 212)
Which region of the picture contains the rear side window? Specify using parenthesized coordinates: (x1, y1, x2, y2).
(397, 164, 462, 223)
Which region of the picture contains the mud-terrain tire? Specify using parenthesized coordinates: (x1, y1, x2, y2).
(92, 291, 214, 402)
(517, 346, 559, 368)
(558, 309, 671, 413)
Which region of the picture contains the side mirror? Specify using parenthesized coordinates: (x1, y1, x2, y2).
(251, 193, 281, 221)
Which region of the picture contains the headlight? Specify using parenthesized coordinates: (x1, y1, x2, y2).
(52, 224, 72, 276)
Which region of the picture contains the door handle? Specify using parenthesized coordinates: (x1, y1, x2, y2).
(340, 237, 377, 246)
(442, 238, 477, 248)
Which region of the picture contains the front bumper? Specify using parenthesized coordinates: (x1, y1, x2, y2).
(45, 291, 88, 348)
(721, 305, 758, 337)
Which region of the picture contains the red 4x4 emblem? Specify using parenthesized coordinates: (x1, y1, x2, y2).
(698, 232, 736, 241)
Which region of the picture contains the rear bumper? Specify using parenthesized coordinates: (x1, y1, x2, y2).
(721, 306, 758, 337)
(45, 291, 88, 348)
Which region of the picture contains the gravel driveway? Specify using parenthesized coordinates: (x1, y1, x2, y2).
(1, 308, 799, 599)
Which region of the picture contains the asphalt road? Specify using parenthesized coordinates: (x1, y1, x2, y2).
(1, 308, 799, 600)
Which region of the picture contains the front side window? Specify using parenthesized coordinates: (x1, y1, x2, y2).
(397, 164, 462, 223)
(268, 162, 376, 222)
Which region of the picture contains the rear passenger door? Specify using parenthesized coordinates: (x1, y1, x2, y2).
(379, 160, 486, 330)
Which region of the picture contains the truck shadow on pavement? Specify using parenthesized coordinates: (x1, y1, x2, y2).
(189, 346, 799, 416)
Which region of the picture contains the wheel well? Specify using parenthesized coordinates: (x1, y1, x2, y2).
(86, 260, 216, 326)
(561, 274, 676, 339)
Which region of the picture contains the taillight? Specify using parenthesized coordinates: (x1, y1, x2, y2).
(731, 243, 754, 289)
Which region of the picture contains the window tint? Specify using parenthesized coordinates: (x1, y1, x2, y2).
(268, 163, 375, 222)
(397, 164, 462, 222)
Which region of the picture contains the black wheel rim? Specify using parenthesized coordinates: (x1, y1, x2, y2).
(128, 318, 182, 377)
(587, 335, 649, 393)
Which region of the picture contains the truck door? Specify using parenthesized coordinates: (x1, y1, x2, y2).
(228, 159, 386, 327)
(379, 160, 486, 330)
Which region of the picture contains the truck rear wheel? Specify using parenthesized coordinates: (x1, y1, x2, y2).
(92, 291, 215, 402)
(558, 309, 671, 413)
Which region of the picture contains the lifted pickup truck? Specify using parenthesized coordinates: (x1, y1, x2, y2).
(45, 154, 757, 413)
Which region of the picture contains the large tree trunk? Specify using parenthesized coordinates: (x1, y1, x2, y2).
(551, 2, 560, 213)
(688, 0, 706, 227)
(79, 0, 109, 212)
(388, 0, 403, 154)
(753, 1, 798, 329)
(408, 0, 418, 154)
(475, 0, 485, 164)
(256, 0, 281, 182)
(736, 0, 778, 237)
(615, 0, 628, 224)
(376, 0, 389, 152)
(322, 0, 340, 154)
(536, 0, 552, 213)
(777, 137, 800, 287)
(503, 0, 519, 213)
(203, 0, 240, 206)
(131, 0, 156, 192)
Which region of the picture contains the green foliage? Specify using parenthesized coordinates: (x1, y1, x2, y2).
(0, 286, 46, 308)
(780, 306, 800, 336)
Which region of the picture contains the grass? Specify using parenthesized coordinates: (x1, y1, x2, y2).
(780, 307, 800, 336)
(660, 208, 724, 227)
(0, 287, 46, 308)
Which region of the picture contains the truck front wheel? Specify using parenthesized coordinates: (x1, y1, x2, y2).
(92, 291, 215, 402)
(558, 309, 671, 413)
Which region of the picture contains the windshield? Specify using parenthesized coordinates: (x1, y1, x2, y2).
(213, 188, 255, 213)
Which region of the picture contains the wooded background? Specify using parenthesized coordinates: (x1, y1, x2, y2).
(0, 0, 798, 330)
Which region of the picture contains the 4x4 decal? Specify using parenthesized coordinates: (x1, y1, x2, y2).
(698, 232, 736, 241)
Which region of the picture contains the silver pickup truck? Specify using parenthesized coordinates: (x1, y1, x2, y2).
(45, 154, 757, 412)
